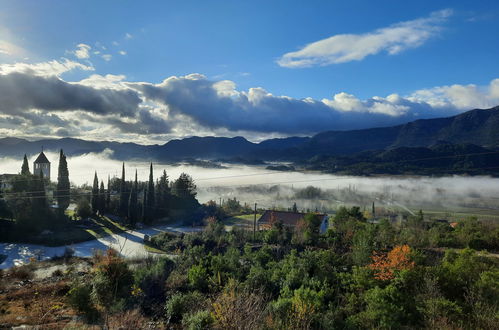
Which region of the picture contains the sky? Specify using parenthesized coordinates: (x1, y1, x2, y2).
(0, 0, 498, 144)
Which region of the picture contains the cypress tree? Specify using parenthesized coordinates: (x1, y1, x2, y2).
(142, 186, 147, 222)
(128, 170, 138, 225)
(106, 175, 111, 211)
(145, 163, 155, 223)
(31, 172, 48, 224)
(56, 149, 70, 212)
(21, 154, 30, 175)
(99, 181, 105, 214)
(91, 172, 99, 214)
(119, 162, 128, 217)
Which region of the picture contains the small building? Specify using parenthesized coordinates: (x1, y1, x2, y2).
(258, 210, 330, 234)
(33, 151, 50, 180)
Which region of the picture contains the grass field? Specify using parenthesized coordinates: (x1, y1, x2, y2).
(223, 214, 261, 230)
(3, 215, 128, 247)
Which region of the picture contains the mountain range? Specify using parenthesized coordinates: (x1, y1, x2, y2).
(1, 106, 498, 165)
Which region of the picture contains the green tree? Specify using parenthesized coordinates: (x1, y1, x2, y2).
(173, 173, 197, 200)
(119, 162, 128, 217)
(128, 170, 138, 225)
(76, 197, 92, 219)
(303, 213, 322, 244)
(352, 223, 377, 266)
(31, 171, 47, 218)
(141, 187, 147, 222)
(143, 163, 155, 223)
(99, 181, 105, 214)
(91, 172, 99, 214)
(106, 175, 111, 212)
(21, 154, 30, 175)
(56, 149, 70, 212)
(155, 169, 170, 218)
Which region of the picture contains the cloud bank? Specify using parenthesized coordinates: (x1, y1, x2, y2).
(278, 9, 452, 68)
(0, 58, 498, 143)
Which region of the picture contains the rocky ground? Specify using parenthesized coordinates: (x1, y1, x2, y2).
(0, 257, 94, 329)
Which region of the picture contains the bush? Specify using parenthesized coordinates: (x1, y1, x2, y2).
(165, 291, 206, 324)
(134, 257, 175, 315)
(188, 264, 209, 291)
(182, 310, 213, 330)
(91, 249, 133, 309)
(67, 283, 99, 321)
(76, 198, 92, 219)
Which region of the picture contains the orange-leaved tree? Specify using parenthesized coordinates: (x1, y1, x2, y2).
(369, 244, 415, 280)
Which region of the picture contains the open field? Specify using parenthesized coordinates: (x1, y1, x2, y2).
(222, 213, 261, 230)
(0, 215, 128, 247)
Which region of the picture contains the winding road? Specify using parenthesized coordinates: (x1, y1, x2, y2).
(0, 224, 203, 269)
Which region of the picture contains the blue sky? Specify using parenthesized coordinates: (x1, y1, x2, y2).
(0, 0, 498, 143)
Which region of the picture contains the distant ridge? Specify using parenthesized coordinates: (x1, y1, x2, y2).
(0, 106, 498, 162)
(297, 106, 499, 157)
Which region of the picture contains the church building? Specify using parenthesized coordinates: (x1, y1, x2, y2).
(33, 151, 51, 180)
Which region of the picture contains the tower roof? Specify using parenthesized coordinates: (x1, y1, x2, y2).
(34, 151, 50, 164)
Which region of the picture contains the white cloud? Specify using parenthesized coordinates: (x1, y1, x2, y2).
(129, 74, 499, 135)
(408, 80, 499, 110)
(0, 40, 26, 57)
(125, 33, 133, 39)
(78, 74, 128, 89)
(0, 58, 93, 77)
(74, 43, 91, 59)
(278, 9, 453, 68)
(118, 50, 127, 55)
(101, 54, 112, 61)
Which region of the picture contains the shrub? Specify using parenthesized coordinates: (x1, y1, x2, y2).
(165, 291, 206, 324)
(67, 283, 99, 321)
(91, 249, 133, 309)
(212, 280, 267, 329)
(76, 198, 92, 219)
(134, 257, 174, 314)
(188, 264, 209, 291)
(182, 310, 213, 330)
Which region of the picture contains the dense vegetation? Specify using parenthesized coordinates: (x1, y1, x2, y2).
(59, 207, 499, 329)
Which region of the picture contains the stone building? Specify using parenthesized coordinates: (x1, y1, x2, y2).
(33, 151, 50, 180)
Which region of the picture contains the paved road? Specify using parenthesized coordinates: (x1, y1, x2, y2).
(0, 224, 203, 269)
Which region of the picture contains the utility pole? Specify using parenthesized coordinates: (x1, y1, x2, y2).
(253, 202, 257, 242)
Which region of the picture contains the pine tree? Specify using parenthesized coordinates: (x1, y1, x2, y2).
(99, 181, 105, 214)
(21, 154, 30, 175)
(173, 173, 197, 199)
(119, 162, 129, 217)
(128, 170, 138, 225)
(56, 149, 70, 212)
(91, 172, 99, 214)
(156, 169, 170, 218)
